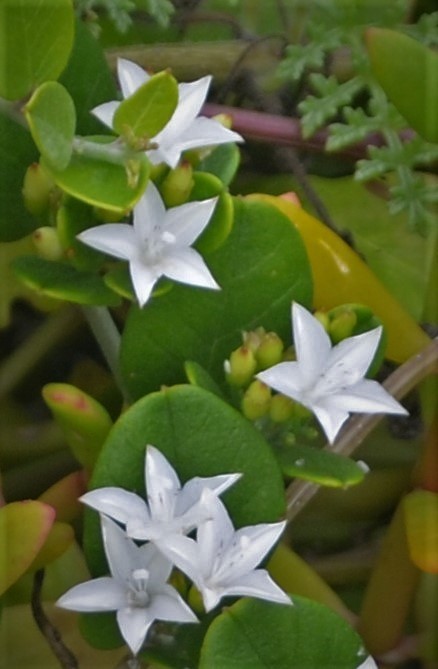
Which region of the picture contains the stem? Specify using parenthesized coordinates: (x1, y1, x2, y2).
(80, 306, 129, 402)
(31, 569, 79, 669)
(285, 337, 438, 521)
(0, 307, 79, 401)
(72, 137, 140, 166)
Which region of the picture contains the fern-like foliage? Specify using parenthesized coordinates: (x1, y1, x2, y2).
(277, 0, 437, 230)
(75, 0, 174, 32)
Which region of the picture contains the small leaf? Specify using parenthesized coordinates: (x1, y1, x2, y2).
(195, 191, 234, 254)
(0, 0, 75, 100)
(56, 197, 105, 272)
(13, 255, 121, 306)
(366, 28, 438, 143)
(25, 82, 76, 171)
(184, 360, 225, 398)
(278, 444, 367, 488)
(42, 139, 150, 212)
(38, 471, 87, 523)
(113, 70, 178, 139)
(29, 521, 75, 572)
(199, 596, 366, 669)
(0, 501, 55, 596)
(197, 143, 241, 187)
(404, 490, 438, 573)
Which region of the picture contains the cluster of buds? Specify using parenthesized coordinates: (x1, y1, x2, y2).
(314, 303, 377, 344)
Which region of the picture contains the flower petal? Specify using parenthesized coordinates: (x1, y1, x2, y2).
(325, 379, 408, 416)
(129, 260, 160, 307)
(356, 657, 378, 669)
(145, 445, 181, 522)
(80, 487, 150, 526)
(117, 607, 153, 655)
(133, 182, 166, 240)
(149, 586, 198, 623)
(117, 58, 150, 99)
(311, 403, 350, 444)
(161, 246, 220, 290)
(256, 361, 304, 400)
(323, 327, 382, 386)
(197, 491, 235, 570)
(156, 534, 200, 585)
(101, 515, 145, 582)
(292, 302, 332, 386)
(154, 77, 212, 146)
(77, 224, 136, 260)
(176, 472, 241, 516)
(91, 101, 119, 129)
(168, 116, 243, 154)
(164, 197, 218, 246)
(57, 577, 126, 612)
(223, 569, 291, 606)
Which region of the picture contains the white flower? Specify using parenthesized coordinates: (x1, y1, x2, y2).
(81, 445, 241, 542)
(356, 657, 378, 669)
(56, 515, 197, 656)
(256, 302, 408, 444)
(157, 489, 291, 613)
(93, 58, 243, 168)
(77, 181, 220, 307)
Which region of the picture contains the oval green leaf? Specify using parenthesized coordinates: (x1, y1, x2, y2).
(113, 70, 178, 139)
(12, 255, 121, 306)
(42, 140, 150, 212)
(25, 82, 76, 171)
(0, 501, 55, 596)
(120, 198, 313, 400)
(197, 142, 241, 187)
(366, 28, 438, 143)
(0, 0, 75, 100)
(200, 596, 366, 669)
(279, 444, 367, 488)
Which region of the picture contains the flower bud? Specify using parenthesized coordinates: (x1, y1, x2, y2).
(242, 327, 265, 353)
(241, 380, 271, 421)
(328, 308, 357, 343)
(255, 332, 284, 370)
(160, 162, 194, 207)
(32, 226, 64, 261)
(269, 394, 295, 423)
(188, 584, 204, 614)
(313, 310, 330, 331)
(212, 113, 233, 130)
(93, 206, 127, 223)
(282, 346, 296, 362)
(22, 162, 55, 216)
(224, 346, 257, 387)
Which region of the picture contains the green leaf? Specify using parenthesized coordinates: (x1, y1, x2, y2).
(0, 501, 55, 596)
(196, 191, 234, 254)
(42, 139, 150, 212)
(0, 112, 39, 242)
(56, 197, 105, 272)
(25, 82, 76, 171)
(120, 198, 313, 400)
(197, 143, 241, 187)
(366, 28, 438, 143)
(81, 384, 285, 648)
(199, 596, 366, 669)
(0, 0, 75, 101)
(60, 19, 118, 135)
(113, 70, 178, 139)
(184, 360, 225, 399)
(278, 444, 366, 488)
(12, 256, 121, 306)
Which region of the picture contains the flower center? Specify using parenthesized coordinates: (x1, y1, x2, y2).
(127, 568, 151, 607)
(141, 226, 176, 265)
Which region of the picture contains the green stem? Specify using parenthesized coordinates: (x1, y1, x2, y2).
(80, 306, 129, 402)
(286, 337, 438, 521)
(0, 307, 80, 401)
(72, 137, 143, 166)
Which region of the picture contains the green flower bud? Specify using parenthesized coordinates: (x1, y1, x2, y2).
(328, 308, 357, 343)
(241, 380, 271, 421)
(22, 162, 55, 216)
(282, 346, 296, 362)
(224, 346, 257, 387)
(242, 327, 266, 353)
(32, 226, 64, 261)
(313, 310, 330, 331)
(269, 394, 295, 423)
(160, 162, 194, 207)
(255, 332, 284, 370)
(93, 206, 128, 223)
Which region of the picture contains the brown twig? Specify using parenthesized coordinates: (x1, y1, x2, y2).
(285, 337, 438, 522)
(31, 569, 78, 669)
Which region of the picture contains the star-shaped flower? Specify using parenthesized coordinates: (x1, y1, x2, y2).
(77, 181, 220, 307)
(257, 302, 408, 444)
(81, 445, 241, 542)
(157, 489, 291, 613)
(57, 515, 197, 656)
(93, 58, 243, 168)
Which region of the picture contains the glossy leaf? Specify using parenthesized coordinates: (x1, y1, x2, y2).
(0, 501, 55, 596)
(56, 197, 105, 272)
(38, 471, 87, 523)
(59, 19, 117, 135)
(184, 360, 225, 399)
(199, 596, 366, 669)
(12, 256, 121, 306)
(42, 383, 113, 472)
(196, 191, 234, 254)
(0, 112, 39, 242)
(29, 521, 75, 572)
(366, 28, 438, 143)
(81, 384, 285, 648)
(197, 142, 241, 186)
(113, 70, 178, 139)
(404, 490, 438, 573)
(278, 444, 367, 488)
(42, 141, 150, 212)
(120, 198, 313, 400)
(25, 82, 76, 171)
(0, 0, 75, 100)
